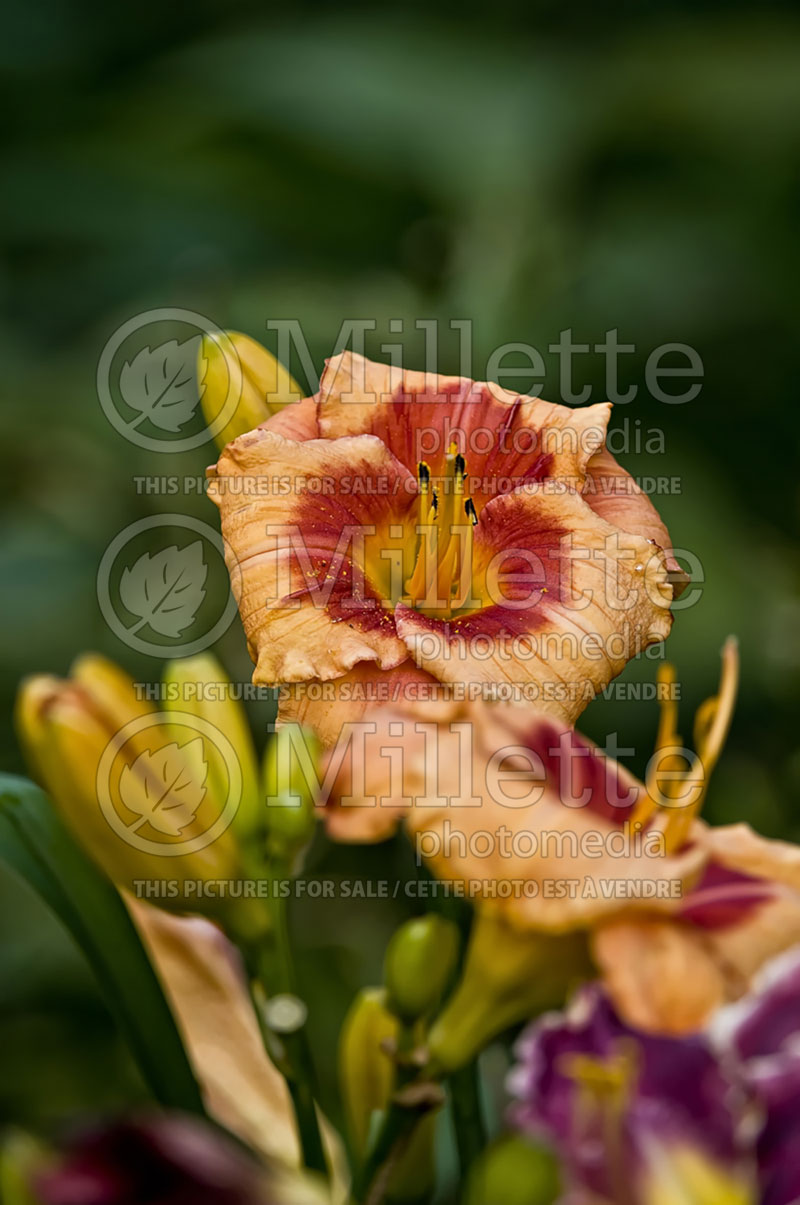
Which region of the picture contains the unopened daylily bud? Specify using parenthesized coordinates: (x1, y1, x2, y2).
(15, 656, 268, 941)
(199, 330, 303, 451)
(465, 1136, 561, 1205)
(338, 987, 437, 1200)
(338, 987, 399, 1156)
(263, 725, 321, 862)
(162, 655, 262, 852)
(384, 914, 460, 1023)
(427, 912, 591, 1073)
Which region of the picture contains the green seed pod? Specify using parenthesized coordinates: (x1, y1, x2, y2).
(464, 1136, 561, 1205)
(383, 914, 460, 1023)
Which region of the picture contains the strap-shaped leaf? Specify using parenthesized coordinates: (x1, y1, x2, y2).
(0, 773, 205, 1116)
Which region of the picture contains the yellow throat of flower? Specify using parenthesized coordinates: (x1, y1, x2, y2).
(404, 445, 478, 619)
(561, 1039, 639, 1129)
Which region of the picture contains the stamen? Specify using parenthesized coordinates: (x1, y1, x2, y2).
(661, 638, 740, 853)
(561, 1043, 638, 1107)
(435, 446, 466, 603)
(404, 449, 477, 616)
(632, 663, 681, 828)
(415, 461, 431, 547)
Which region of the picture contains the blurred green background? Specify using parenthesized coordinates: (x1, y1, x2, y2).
(1, 0, 799, 1159)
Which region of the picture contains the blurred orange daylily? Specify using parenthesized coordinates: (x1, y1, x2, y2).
(207, 347, 681, 743)
(320, 640, 800, 1035)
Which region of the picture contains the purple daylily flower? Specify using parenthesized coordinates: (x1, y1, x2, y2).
(508, 983, 757, 1204)
(716, 950, 800, 1205)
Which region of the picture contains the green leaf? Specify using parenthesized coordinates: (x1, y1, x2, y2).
(0, 773, 205, 1116)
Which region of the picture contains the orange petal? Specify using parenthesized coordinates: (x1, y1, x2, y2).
(207, 429, 412, 683)
(276, 661, 441, 747)
(258, 393, 320, 441)
(592, 916, 727, 1034)
(689, 824, 800, 991)
(318, 697, 704, 929)
(583, 445, 687, 591)
(318, 350, 611, 493)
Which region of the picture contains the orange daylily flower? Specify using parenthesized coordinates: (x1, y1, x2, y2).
(208, 348, 681, 740)
(319, 640, 800, 1035)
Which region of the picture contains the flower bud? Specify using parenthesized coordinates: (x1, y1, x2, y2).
(15, 656, 268, 941)
(338, 988, 437, 1201)
(427, 912, 591, 1073)
(262, 724, 321, 862)
(199, 331, 302, 450)
(338, 987, 399, 1156)
(464, 1136, 561, 1205)
(384, 914, 460, 1023)
(162, 655, 262, 853)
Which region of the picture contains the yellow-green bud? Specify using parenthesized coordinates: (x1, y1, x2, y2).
(162, 654, 262, 853)
(14, 656, 269, 943)
(199, 330, 303, 451)
(383, 914, 460, 1023)
(338, 987, 399, 1157)
(338, 987, 438, 1201)
(464, 1136, 561, 1205)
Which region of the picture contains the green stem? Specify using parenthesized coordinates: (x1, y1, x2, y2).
(355, 1023, 441, 1205)
(447, 1058, 487, 1178)
(355, 1097, 425, 1205)
(246, 886, 328, 1178)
